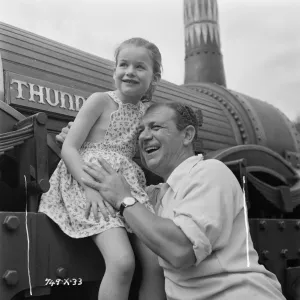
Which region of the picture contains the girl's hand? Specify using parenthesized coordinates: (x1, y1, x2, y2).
(85, 187, 116, 222)
(56, 122, 73, 146)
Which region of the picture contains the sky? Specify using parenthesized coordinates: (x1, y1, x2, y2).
(0, 0, 299, 121)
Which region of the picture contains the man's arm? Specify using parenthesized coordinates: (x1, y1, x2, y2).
(83, 158, 239, 269)
(82, 160, 196, 269)
(123, 202, 196, 269)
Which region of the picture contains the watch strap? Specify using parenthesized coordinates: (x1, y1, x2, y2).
(119, 202, 126, 217)
(119, 198, 137, 217)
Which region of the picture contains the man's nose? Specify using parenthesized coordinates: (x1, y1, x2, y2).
(139, 128, 152, 143)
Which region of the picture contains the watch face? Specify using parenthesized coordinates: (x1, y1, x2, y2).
(123, 197, 136, 205)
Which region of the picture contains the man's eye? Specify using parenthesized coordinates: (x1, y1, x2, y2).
(152, 126, 160, 130)
(137, 65, 144, 69)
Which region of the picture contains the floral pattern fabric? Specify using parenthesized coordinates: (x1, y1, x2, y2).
(39, 91, 153, 238)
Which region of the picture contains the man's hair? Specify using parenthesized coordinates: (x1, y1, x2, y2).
(145, 102, 203, 151)
(114, 37, 162, 101)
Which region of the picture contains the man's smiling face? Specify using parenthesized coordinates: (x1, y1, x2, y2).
(138, 105, 187, 180)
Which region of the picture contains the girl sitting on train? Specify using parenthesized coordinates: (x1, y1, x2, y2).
(39, 37, 165, 300)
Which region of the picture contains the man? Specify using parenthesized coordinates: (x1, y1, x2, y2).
(58, 103, 286, 300)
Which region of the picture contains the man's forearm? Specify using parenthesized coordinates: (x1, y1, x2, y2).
(123, 202, 196, 268)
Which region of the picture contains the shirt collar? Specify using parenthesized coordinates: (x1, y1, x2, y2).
(166, 154, 204, 193)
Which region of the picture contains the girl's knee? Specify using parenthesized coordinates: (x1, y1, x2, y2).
(106, 251, 135, 278)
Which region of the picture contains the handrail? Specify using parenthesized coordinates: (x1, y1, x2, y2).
(247, 171, 300, 213)
(0, 125, 33, 155)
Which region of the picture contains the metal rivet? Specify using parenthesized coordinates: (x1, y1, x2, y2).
(38, 179, 50, 193)
(3, 216, 20, 231)
(36, 113, 47, 125)
(3, 270, 19, 286)
(259, 220, 267, 230)
(280, 249, 288, 258)
(56, 267, 68, 279)
(278, 221, 285, 231)
(262, 250, 269, 260)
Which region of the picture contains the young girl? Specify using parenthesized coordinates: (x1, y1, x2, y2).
(39, 38, 165, 300)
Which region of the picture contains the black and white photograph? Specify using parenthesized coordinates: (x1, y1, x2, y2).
(0, 1, 299, 299)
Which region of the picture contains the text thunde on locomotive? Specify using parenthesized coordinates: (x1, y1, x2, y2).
(11, 79, 85, 111)
(6, 73, 89, 117)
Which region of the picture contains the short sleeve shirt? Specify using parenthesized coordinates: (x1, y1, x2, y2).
(156, 155, 286, 300)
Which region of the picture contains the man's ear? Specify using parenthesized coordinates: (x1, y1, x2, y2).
(183, 125, 196, 146)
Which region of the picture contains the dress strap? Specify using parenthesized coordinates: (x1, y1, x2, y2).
(106, 91, 122, 106)
(140, 101, 149, 115)
(106, 91, 141, 110)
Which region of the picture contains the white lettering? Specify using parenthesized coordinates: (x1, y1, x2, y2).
(60, 92, 75, 111)
(75, 95, 86, 111)
(11, 79, 28, 99)
(45, 87, 59, 107)
(10, 77, 87, 114)
(29, 83, 45, 104)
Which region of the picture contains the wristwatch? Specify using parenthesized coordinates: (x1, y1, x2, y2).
(119, 197, 137, 217)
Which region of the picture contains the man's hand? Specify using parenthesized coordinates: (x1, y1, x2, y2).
(82, 158, 132, 210)
(55, 122, 73, 145)
(85, 187, 115, 222)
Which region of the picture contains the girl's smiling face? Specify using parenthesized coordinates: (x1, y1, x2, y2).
(113, 46, 155, 104)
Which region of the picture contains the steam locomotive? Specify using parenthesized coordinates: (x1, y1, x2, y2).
(0, 21, 300, 300)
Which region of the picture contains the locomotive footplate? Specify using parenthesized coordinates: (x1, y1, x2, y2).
(0, 212, 105, 300)
(250, 218, 300, 299)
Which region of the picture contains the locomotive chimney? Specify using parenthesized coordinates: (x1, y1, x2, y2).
(184, 0, 226, 86)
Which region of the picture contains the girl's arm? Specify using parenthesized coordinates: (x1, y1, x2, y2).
(61, 92, 108, 188)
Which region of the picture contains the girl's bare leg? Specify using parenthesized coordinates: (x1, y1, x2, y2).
(132, 234, 166, 300)
(92, 227, 135, 300)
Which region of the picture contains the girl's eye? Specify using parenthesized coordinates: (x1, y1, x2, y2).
(119, 63, 127, 67)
